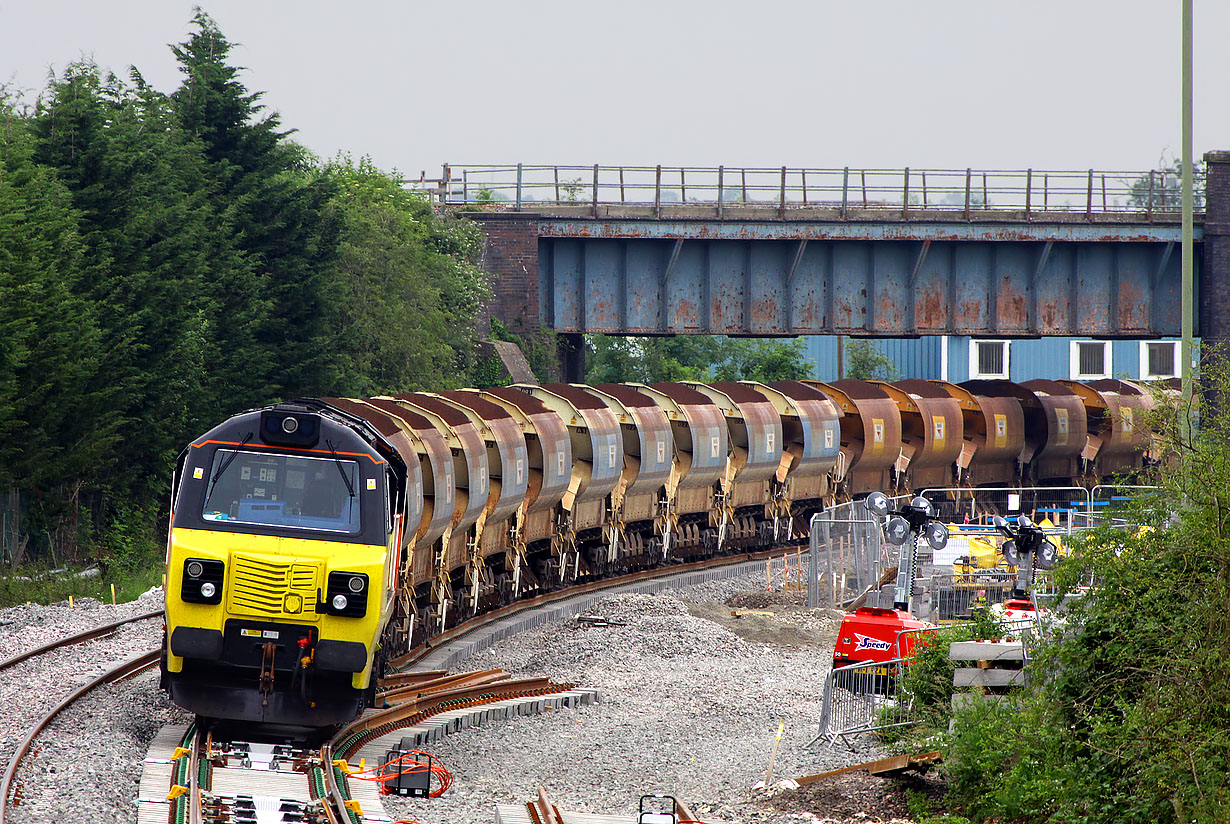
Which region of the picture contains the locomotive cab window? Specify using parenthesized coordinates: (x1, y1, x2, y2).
(201, 450, 362, 534)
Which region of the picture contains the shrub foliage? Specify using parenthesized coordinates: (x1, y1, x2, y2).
(931, 361, 1230, 823)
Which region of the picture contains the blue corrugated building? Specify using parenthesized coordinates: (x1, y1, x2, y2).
(803, 336, 1188, 383)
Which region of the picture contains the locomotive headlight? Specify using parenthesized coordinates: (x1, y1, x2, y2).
(186, 561, 204, 578)
(348, 575, 365, 593)
(200, 582, 217, 598)
(281, 416, 299, 434)
(332, 594, 349, 611)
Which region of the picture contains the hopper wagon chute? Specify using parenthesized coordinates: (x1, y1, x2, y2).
(876, 379, 964, 496)
(682, 381, 784, 549)
(434, 390, 530, 612)
(473, 387, 572, 596)
(804, 379, 903, 498)
(1063, 379, 1156, 481)
(390, 393, 489, 629)
(513, 383, 622, 579)
(358, 397, 455, 646)
(631, 382, 729, 557)
(748, 380, 841, 537)
(930, 380, 1026, 488)
(584, 384, 675, 566)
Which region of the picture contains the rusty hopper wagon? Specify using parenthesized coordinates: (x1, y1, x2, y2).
(932, 381, 1026, 488)
(631, 382, 729, 556)
(683, 381, 784, 549)
(582, 384, 675, 565)
(514, 383, 623, 578)
(472, 387, 572, 596)
(743, 380, 841, 538)
(804, 379, 903, 498)
(161, 377, 1168, 735)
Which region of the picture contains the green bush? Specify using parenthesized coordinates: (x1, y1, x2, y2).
(930, 360, 1230, 823)
(896, 608, 1008, 735)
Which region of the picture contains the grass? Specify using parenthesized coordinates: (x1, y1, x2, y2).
(0, 559, 162, 607)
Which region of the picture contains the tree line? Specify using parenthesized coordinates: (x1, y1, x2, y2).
(0, 11, 489, 567)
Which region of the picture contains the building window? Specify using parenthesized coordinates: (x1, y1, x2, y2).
(969, 339, 1010, 379)
(1139, 340, 1179, 379)
(1070, 340, 1111, 379)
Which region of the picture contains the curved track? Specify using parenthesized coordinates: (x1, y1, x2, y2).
(0, 649, 160, 824)
(4, 549, 795, 823)
(392, 544, 803, 670)
(0, 609, 161, 673)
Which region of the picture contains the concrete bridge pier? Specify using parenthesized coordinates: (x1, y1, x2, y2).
(558, 333, 585, 382)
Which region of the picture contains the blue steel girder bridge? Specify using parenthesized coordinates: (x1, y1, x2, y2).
(407, 156, 1230, 379)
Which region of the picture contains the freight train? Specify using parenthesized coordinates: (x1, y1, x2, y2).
(160, 377, 1165, 734)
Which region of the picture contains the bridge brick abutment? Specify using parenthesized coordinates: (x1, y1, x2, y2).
(1202, 151, 1230, 365)
(473, 212, 587, 380)
(475, 213, 541, 334)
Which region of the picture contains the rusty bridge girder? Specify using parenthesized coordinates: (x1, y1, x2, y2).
(535, 220, 1195, 338)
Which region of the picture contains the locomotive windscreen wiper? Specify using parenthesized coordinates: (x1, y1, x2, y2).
(325, 439, 356, 499)
(206, 432, 253, 499)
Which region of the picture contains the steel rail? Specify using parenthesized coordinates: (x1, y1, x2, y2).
(318, 739, 350, 824)
(323, 672, 577, 822)
(0, 609, 161, 672)
(389, 544, 805, 670)
(187, 725, 204, 824)
(346, 675, 560, 741)
(314, 547, 798, 821)
(0, 648, 160, 824)
(378, 668, 513, 702)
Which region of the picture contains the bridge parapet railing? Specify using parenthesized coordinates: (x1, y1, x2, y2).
(406, 164, 1205, 221)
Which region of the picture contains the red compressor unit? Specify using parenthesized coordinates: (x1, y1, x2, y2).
(832, 493, 949, 670)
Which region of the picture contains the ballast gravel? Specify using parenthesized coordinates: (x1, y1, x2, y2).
(0, 576, 905, 824)
(383, 576, 893, 824)
(0, 586, 176, 816)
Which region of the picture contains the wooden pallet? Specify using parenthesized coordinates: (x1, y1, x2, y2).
(795, 751, 942, 785)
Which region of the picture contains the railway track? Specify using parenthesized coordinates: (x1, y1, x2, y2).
(0, 609, 161, 673)
(3, 549, 791, 823)
(392, 544, 805, 670)
(0, 608, 164, 824)
(143, 669, 588, 824)
(0, 649, 161, 824)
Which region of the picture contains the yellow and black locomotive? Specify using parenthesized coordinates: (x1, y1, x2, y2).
(161, 399, 408, 731)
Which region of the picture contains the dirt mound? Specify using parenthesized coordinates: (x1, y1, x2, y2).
(764, 771, 946, 823)
(725, 590, 808, 610)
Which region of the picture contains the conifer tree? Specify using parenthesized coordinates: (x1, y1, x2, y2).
(29, 63, 234, 494)
(0, 101, 113, 514)
(171, 10, 342, 397)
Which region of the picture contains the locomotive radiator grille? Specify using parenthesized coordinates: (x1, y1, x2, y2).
(228, 554, 321, 618)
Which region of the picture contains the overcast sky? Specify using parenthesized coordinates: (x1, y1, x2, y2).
(2, 1, 1226, 180)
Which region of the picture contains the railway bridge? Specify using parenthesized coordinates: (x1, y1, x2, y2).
(413, 154, 1230, 380)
